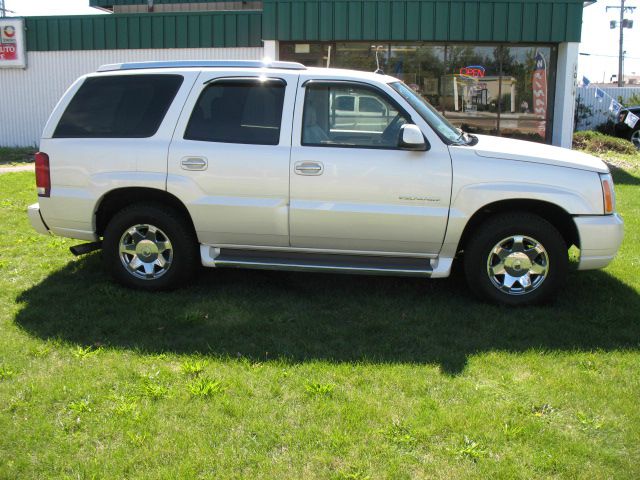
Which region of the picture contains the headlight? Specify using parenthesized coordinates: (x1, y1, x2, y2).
(600, 173, 616, 214)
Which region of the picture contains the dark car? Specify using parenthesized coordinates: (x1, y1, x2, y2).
(614, 106, 640, 149)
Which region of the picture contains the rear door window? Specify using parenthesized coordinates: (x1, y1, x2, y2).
(184, 79, 286, 145)
(54, 75, 183, 138)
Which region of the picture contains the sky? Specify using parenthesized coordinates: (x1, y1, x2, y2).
(4, 0, 639, 84)
(580, 1, 640, 83)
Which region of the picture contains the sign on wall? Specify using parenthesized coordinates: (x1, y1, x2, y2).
(532, 52, 547, 138)
(0, 18, 26, 69)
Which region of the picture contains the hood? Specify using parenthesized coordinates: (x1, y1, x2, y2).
(466, 134, 609, 174)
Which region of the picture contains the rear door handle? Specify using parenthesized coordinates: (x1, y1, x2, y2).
(181, 157, 208, 171)
(294, 161, 324, 176)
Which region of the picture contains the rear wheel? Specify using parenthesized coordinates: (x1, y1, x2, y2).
(463, 213, 568, 305)
(102, 203, 198, 290)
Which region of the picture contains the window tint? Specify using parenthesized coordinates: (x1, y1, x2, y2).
(54, 75, 183, 138)
(185, 80, 285, 145)
(302, 84, 408, 148)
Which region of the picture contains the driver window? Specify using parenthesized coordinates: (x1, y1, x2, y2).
(302, 83, 408, 148)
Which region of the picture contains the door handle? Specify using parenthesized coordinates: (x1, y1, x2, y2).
(294, 161, 324, 176)
(181, 157, 208, 171)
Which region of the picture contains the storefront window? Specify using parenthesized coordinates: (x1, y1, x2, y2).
(280, 42, 555, 143)
(278, 43, 332, 68)
(499, 47, 553, 142)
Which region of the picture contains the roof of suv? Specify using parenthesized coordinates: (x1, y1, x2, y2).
(95, 59, 400, 84)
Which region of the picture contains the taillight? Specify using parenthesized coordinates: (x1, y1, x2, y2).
(600, 174, 615, 214)
(35, 152, 50, 197)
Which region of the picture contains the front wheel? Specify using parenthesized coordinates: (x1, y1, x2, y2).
(463, 213, 568, 305)
(102, 203, 198, 290)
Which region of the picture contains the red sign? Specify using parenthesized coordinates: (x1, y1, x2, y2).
(0, 43, 17, 61)
(459, 66, 486, 78)
(532, 52, 548, 138)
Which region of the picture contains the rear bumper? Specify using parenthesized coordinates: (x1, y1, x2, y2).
(575, 214, 624, 270)
(27, 203, 50, 236)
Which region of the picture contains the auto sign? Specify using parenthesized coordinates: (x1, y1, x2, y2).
(0, 19, 25, 68)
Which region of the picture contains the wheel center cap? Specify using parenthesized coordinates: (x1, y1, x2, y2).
(504, 252, 531, 276)
(136, 239, 159, 260)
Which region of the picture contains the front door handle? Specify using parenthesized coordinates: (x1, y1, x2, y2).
(294, 161, 324, 176)
(181, 157, 208, 171)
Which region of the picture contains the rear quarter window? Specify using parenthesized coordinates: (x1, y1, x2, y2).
(53, 74, 183, 138)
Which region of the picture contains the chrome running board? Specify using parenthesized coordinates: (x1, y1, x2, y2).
(200, 246, 434, 277)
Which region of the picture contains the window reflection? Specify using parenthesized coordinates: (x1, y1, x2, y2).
(280, 42, 554, 143)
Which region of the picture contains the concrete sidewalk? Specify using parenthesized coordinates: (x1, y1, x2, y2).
(0, 164, 34, 174)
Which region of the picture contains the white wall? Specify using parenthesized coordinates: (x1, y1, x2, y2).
(0, 47, 264, 147)
(552, 42, 579, 149)
(575, 86, 640, 131)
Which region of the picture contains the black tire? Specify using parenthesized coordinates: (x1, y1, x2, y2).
(630, 129, 640, 150)
(102, 203, 198, 290)
(463, 212, 568, 306)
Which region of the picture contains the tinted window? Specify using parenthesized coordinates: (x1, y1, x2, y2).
(185, 80, 285, 145)
(54, 75, 183, 138)
(302, 84, 408, 148)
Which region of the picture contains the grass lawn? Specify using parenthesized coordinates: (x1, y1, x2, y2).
(0, 153, 639, 479)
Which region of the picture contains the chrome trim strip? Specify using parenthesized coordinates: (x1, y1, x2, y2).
(203, 243, 437, 259)
(214, 259, 432, 277)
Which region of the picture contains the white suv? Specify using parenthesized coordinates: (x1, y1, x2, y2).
(28, 60, 624, 305)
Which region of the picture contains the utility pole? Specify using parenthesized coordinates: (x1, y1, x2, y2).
(607, 0, 636, 87)
(0, 0, 6, 18)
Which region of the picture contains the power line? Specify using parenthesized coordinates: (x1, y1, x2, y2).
(606, 0, 637, 86)
(580, 52, 640, 60)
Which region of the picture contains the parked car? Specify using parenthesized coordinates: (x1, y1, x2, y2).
(614, 105, 640, 149)
(28, 60, 624, 305)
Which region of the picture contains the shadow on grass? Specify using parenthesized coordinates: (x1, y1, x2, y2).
(14, 254, 640, 374)
(610, 165, 640, 186)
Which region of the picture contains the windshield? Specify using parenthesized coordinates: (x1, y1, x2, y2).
(390, 81, 462, 144)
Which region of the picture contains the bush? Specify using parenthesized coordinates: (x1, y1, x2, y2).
(572, 131, 637, 155)
(595, 120, 616, 136)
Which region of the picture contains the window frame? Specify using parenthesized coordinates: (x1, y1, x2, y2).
(183, 76, 288, 146)
(300, 79, 417, 151)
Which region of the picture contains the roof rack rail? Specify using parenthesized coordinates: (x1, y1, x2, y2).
(97, 60, 307, 72)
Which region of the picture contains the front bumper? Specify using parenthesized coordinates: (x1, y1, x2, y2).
(574, 214, 624, 270)
(27, 203, 50, 236)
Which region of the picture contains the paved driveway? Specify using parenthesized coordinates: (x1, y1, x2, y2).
(0, 164, 34, 174)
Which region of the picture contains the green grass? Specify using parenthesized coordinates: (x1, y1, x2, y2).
(0, 147, 36, 166)
(1, 162, 639, 479)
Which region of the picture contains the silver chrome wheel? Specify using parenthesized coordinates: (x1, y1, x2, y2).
(631, 130, 640, 150)
(486, 235, 549, 296)
(118, 224, 173, 280)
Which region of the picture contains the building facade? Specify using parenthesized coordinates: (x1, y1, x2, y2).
(0, 0, 588, 147)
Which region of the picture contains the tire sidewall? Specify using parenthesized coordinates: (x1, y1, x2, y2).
(102, 204, 197, 290)
(464, 214, 568, 306)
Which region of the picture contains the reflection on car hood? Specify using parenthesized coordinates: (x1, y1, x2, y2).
(468, 134, 609, 173)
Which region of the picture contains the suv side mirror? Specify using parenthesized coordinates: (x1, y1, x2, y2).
(399, 124, 428, 151)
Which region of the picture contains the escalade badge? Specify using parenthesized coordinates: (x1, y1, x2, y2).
(399, 196, 440, 202)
